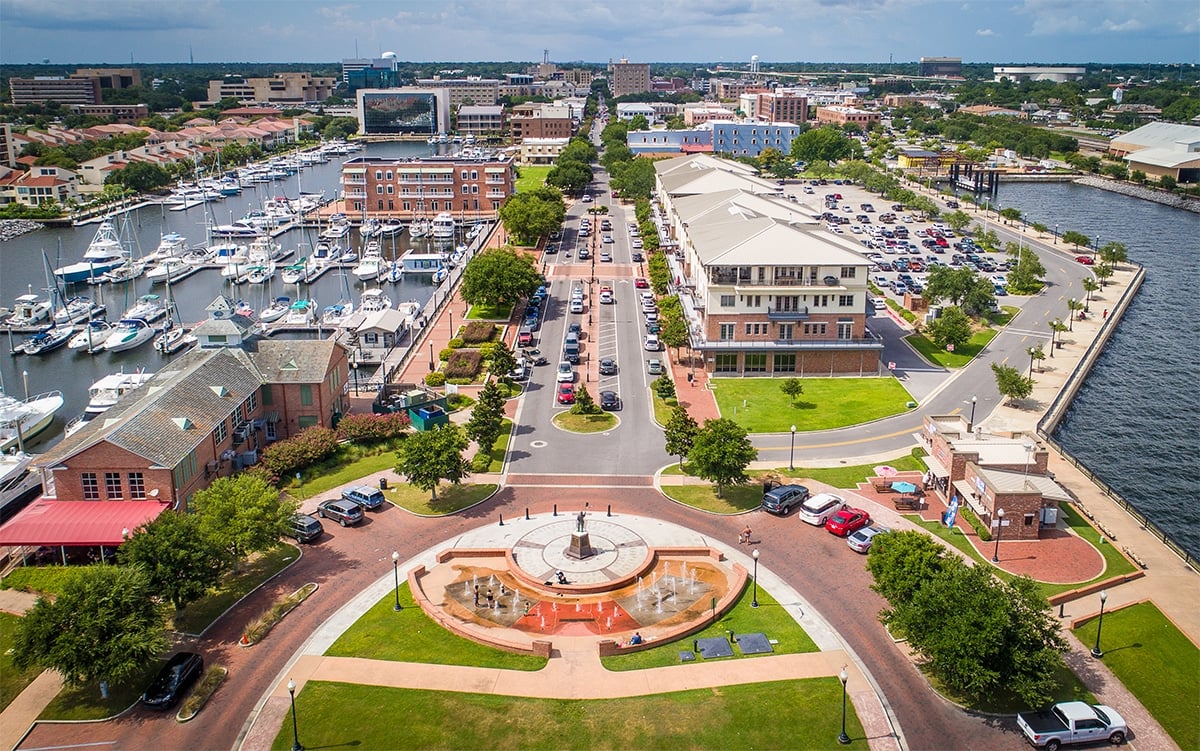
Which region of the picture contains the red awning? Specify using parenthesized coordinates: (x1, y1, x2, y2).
(0, 500, 170, 547)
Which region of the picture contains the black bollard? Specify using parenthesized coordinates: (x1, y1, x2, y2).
(1058, 602, 1065, 618)
(525, 507, 530, 520)
(607, 504, 612, 517)
(553, 504, 557, 516)
(499, 513, 504, 526)
(728, 629, 735, 644)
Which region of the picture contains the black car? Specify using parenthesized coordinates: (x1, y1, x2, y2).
(598, 357, 618, 375)
(599, 390, 620, 410)
(141, 652, 204, 709)
(631, 252, 644, 262)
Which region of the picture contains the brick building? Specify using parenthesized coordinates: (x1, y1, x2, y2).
(509, 105, 574, 139)
(609, 60, 650, 98)
(456, 105, 505, 136)
(342, 153, 515, 220)
(814, 105, 880, 129)
(755, 93, 809, 124)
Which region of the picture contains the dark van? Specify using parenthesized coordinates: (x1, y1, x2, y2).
(288, 514, 324, 543)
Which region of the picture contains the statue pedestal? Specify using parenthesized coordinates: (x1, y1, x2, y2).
(564, 531, 594, 560)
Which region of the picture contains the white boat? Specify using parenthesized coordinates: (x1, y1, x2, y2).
(322, 214, 351, 239)
(122, 294, 167, 322)
(247, 235, 284, 260)
(4, 294, 52, 327)
(360, 218, 382, 238)
(53, 296, 103, 324)
(321, 302, 355, 327)
(54, 221, 128, 283)
(431, 211, 456, 241)
(145, 232, 189, 263)
(67, 320, 114, 352)
(360, 288, 392, 313)
(281, 257, 319, 285)
(259, 296, 292, 323)
(467, 223, 485, 240)
(352, 252, 383, 282)
(211, 241, 249, 267)
(241, 262, 276, 285)
(433, 267, 449, 284)
(154, 326, 197, 355)
(103, 318, 155, 352)
(0, 389, 64, 452)
(240, 209, 280, 232)
(182, 246, 216, 265)
(83, 371, 155, 416)
(283, 299, 318, 326)
(211, 221, 262, 238)
(409, 219, 431, 238)
(145, 256, 201, 284)
(379, 218, 405, 236)
(1, 449, 41, 520)
(97, 260, 146, 285)
(15, 325, 74, 356)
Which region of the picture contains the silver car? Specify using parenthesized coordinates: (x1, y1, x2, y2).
(847, 525, 891, 554)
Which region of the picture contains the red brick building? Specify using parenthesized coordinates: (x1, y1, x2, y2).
(755, 93, 809, 124)
(342, 154, 515, 221)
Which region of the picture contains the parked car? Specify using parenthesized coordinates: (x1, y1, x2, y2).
(1017, 701, 1128, 749)
(599, 357, 618, 375)
(825, 507, 871, 537)
(798, 492, 847, 526)
(342, 485, 385, 510)
(599, 289, 614, 304)
(287, 513, 324, 543)
(644, 334, 661, 351)
(141, 652, 204, 709)
(556, 361, 575, 383)
(846, 525, 890, 553)
(761, 484, 810, 516)
(646, 358, 664, 375)
(317, 498, 364, 527)
(509, 359, 529, 380)
(1074, 255, 1095, 265)
(631, 252, 644, 262)
(557, 382, 576, 404)
(600, 252, 612, 263)
(569, 299, 584, 314)
(602, 235, 614, 244)
(634, 277, 650, 288)
(599, 390, 620, 410)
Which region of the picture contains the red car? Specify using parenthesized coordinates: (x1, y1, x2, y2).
(826, 507, 871, 537)
(634, 278, 650, 289)
(557, 383, 576, 404)
(1075, 255, 1095, 265)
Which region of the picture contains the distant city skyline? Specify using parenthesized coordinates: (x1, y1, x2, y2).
(0, 0, 1196, 67)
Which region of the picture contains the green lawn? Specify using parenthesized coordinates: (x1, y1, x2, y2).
(172, 543, 299, 635)
(484, 418, 514, 473)
(1, 564, 89, 596)
(39, 659, 162, 721)
(0, 612, 43, 712)
(660, 450, 928, 491)
(514, 165, 551, 194)
(282, 440, 405, 500)
(711, 378, 915, 433)
(272, 679, 868, 751)
(659, 483, 763, 514)
(325, 585, 546, 670)
(383, 482, 497, 516)
(1073, 602, 1200, 750)
(465, 302, 513, 320)
(1057, 506, 1137, 582)
(651, 393, 677, 426)
(552, 411, 617, 433)
(905, 328, 999, 369)
(601, 584, 817, 671)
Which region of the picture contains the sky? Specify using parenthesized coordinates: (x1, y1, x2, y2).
(0, 0, 1196, 66)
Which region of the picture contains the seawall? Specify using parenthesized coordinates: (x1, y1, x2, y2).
(1073, 175, 1200, 213)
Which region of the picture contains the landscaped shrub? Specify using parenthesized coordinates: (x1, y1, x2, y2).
(445, 349, 483, 379)
(425, 371, 446, 387)
(461, 322, 497, 344)
(335, 412, 411, 443)
(477, 341, 499, 360)
(447, 394, 475, 411)
(653, 375, 676, 399)
(447, 337, 466, 349)
(439, 347, 454, 361)
(261, 427, 339, 477)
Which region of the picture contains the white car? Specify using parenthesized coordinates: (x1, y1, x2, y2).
(847, 525, 890, 554)
(556, 361, 574, 383)
(798, 492, 846, 526)
(644, 335, 660, 351)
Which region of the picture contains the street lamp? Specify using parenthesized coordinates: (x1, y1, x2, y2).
(287, 678, 302, 751)
(448, 310, 453, 338)
(1090, 590, 1108, 658)
(969, 396, 977, 430)
(392, 551, 402, 611)
(1068, 299, 1076, 332)
(789, 425, 797, 471)
(428, 342, 435, 371)
(1054, 224, 1058, 244)
(751, 549, 760, 608)
(838, 666, 851, 745)
(991, 507, 1005, 563)
(1022, 441, 1035, 488)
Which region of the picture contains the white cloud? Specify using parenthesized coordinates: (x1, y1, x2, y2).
(976, 28, 996, 36)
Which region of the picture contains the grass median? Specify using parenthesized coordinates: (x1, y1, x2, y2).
(0, 612, 42, 712)
(384, 482, 497, 516)
(711, 377, 915, 433)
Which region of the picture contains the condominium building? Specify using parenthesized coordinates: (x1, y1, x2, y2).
(509, 105, 574, 139)
(654, 154, 881, 377)
(709, 79, 769, 100)
(710, 121, 803, 157)
(414, 77, 501, 108)
(993, 66, 1086, 83)
(341, 153, 515, 220)
(0, 124, 16, 169)
(610, 59, 650, 98)
(9, 76, 101, 106)
(456, 105, 505, 136)
(755, 93, 809, 124)
(206, 72, 337, 105)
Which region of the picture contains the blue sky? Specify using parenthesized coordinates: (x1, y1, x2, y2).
(1, 0, 1196, 65)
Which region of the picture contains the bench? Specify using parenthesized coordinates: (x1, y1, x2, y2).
(870, 478, 895, 493)
(894, 496, 922, 511)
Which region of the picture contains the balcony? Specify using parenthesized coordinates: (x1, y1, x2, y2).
(691, 330, 884, 351)
(727, 277, 848, 290)
(767, 307, 810, 320)
(343, 177, 366, 185)
(344, 190, 365, 199)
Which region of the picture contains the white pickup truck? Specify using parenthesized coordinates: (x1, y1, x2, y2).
(1017, 701, 1128, 750)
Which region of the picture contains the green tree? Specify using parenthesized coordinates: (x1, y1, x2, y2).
(571, 384, 602, 415)
(924, 266, 979, 308)
(942, 210, 973, 233)
(1093, 263, 1113, 287)
(106, 160, 173, 192)
(1060, 230, 1091, 251)
(780, 378, 804, 405)
(991, 362, 1034, 403)
(1006, 246, 1046, 293)
(789, 126, 862, 164)
(688, 418, 757, 498)
(1098, 241, 1128, 270)
(192, 474, 296, 564)
(756, 147, 796, 178)
(487, 340, 518, 385)
(118, 512, 229, 611)
(1026, 344, 1046, 377)
(867, 530, 949, 606)
(609, 158, 657, 200)
(925, 306, 973, 350)
(461, 248, 543, 309)
(546, 161, 593, 194)
(652, 374, 676, 400)
(464, 382, 505, 458)
(998, 207, 1022, 225)
(499, 186, 566, 245)
(13, 566, 168, 691)
(397, 424, 470, 500)
(664, 405, 698, 468)
(628, 114, 649, 131)
(1081, 278, 1099, 310)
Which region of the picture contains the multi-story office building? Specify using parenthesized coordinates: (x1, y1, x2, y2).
(73, 67, 142, 90)
(755, 93, 809, 124)
(710, 79, 769, 100)
(341, 153, 515, 220)
(206, 72, 336, 105)
(357, 88, 451, 136)
(0, 124, 17, 168)
(510, 105, 574, 139)
(456, 105, 505, 136)
(519, 137, 570, 165)
(711, 121, 803, 157)
(626, 128, 713, 155)
(72, 104, 150, 123)
(683, 105, 736, 126)
(414, 77, 501, 108)
(918, 57, 962, 78)
(610, 59, 650, 98)
(654, 154, 881, 377)
(814, 105, 880, 129)
(9, 76, 101, 106)
(993, 66, 1086, 83)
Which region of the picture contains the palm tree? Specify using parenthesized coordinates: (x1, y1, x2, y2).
(1081, 278, 1099, 311)
(1067, 299, 1083, 331)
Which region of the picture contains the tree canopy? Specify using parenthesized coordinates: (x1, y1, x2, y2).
(925, 306, 973, 350)
(664, 405, 699, 468)
(460, 247, 543, 309)
(789, 126, 863, 165)
(191, 474, 295, 563)
(498, 186, 565, 245)
(397, 424, 470, 500)
(118, 511, 229, 610)
(992, 362, 1034, 403)
(687, 418, 757, 497)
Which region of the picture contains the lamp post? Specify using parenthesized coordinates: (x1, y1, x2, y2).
(1023, 441, 1035, 488)
(969, 396, 977, 430)
(428, 342, 435, 372)
(287, 679, 302, 751)
(448, 310, 453, 338)
(1054, 224, 1058, 244)
(789, 425, 796, 471)
(991, 507, 1005, 563)
(392, 551, 401, 611)
(1090, 590, 1108, 658)
(1068, 299, 1075, 332)
(837, 666, 851, 745)
(751, 549, 760, 608)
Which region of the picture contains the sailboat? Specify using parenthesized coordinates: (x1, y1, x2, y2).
(153, 277, 196, 355)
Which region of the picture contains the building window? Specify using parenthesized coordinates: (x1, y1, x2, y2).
(82, 472, 99, 500)
(213, 420, 227, 443)
(261, 385, 273, 406)
(128, 473, 146, 500)
(778, 323, 794, 340)
(300, 384, 313, 406)
(714, 353, 738, 372)
(839, 295, 854, 307)
(774, 352, 796, 372)
(298, 415, 319, 429)
(375, 170, 383, 179)
(718, 323, 735, 341)
(386, 185, 394, 194)
(105, 472, 123, 499)
(840, 266, 857, 279)
(720, 295, 735, 308)
(744, 353, 767, 372)
(804, 323, 828, 336)
(837, 319, 853, 339)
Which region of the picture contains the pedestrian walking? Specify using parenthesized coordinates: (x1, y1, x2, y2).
(1102, 309, 1108, 320)
(486, 589, 494, 609)
(740, 525, 752, 545)
(474, 585, 480, 607)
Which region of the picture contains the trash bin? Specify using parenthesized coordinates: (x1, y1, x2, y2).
(379, 477, 388, 490)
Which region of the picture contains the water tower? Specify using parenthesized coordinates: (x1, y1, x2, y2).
(750, 55, 760, 76)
